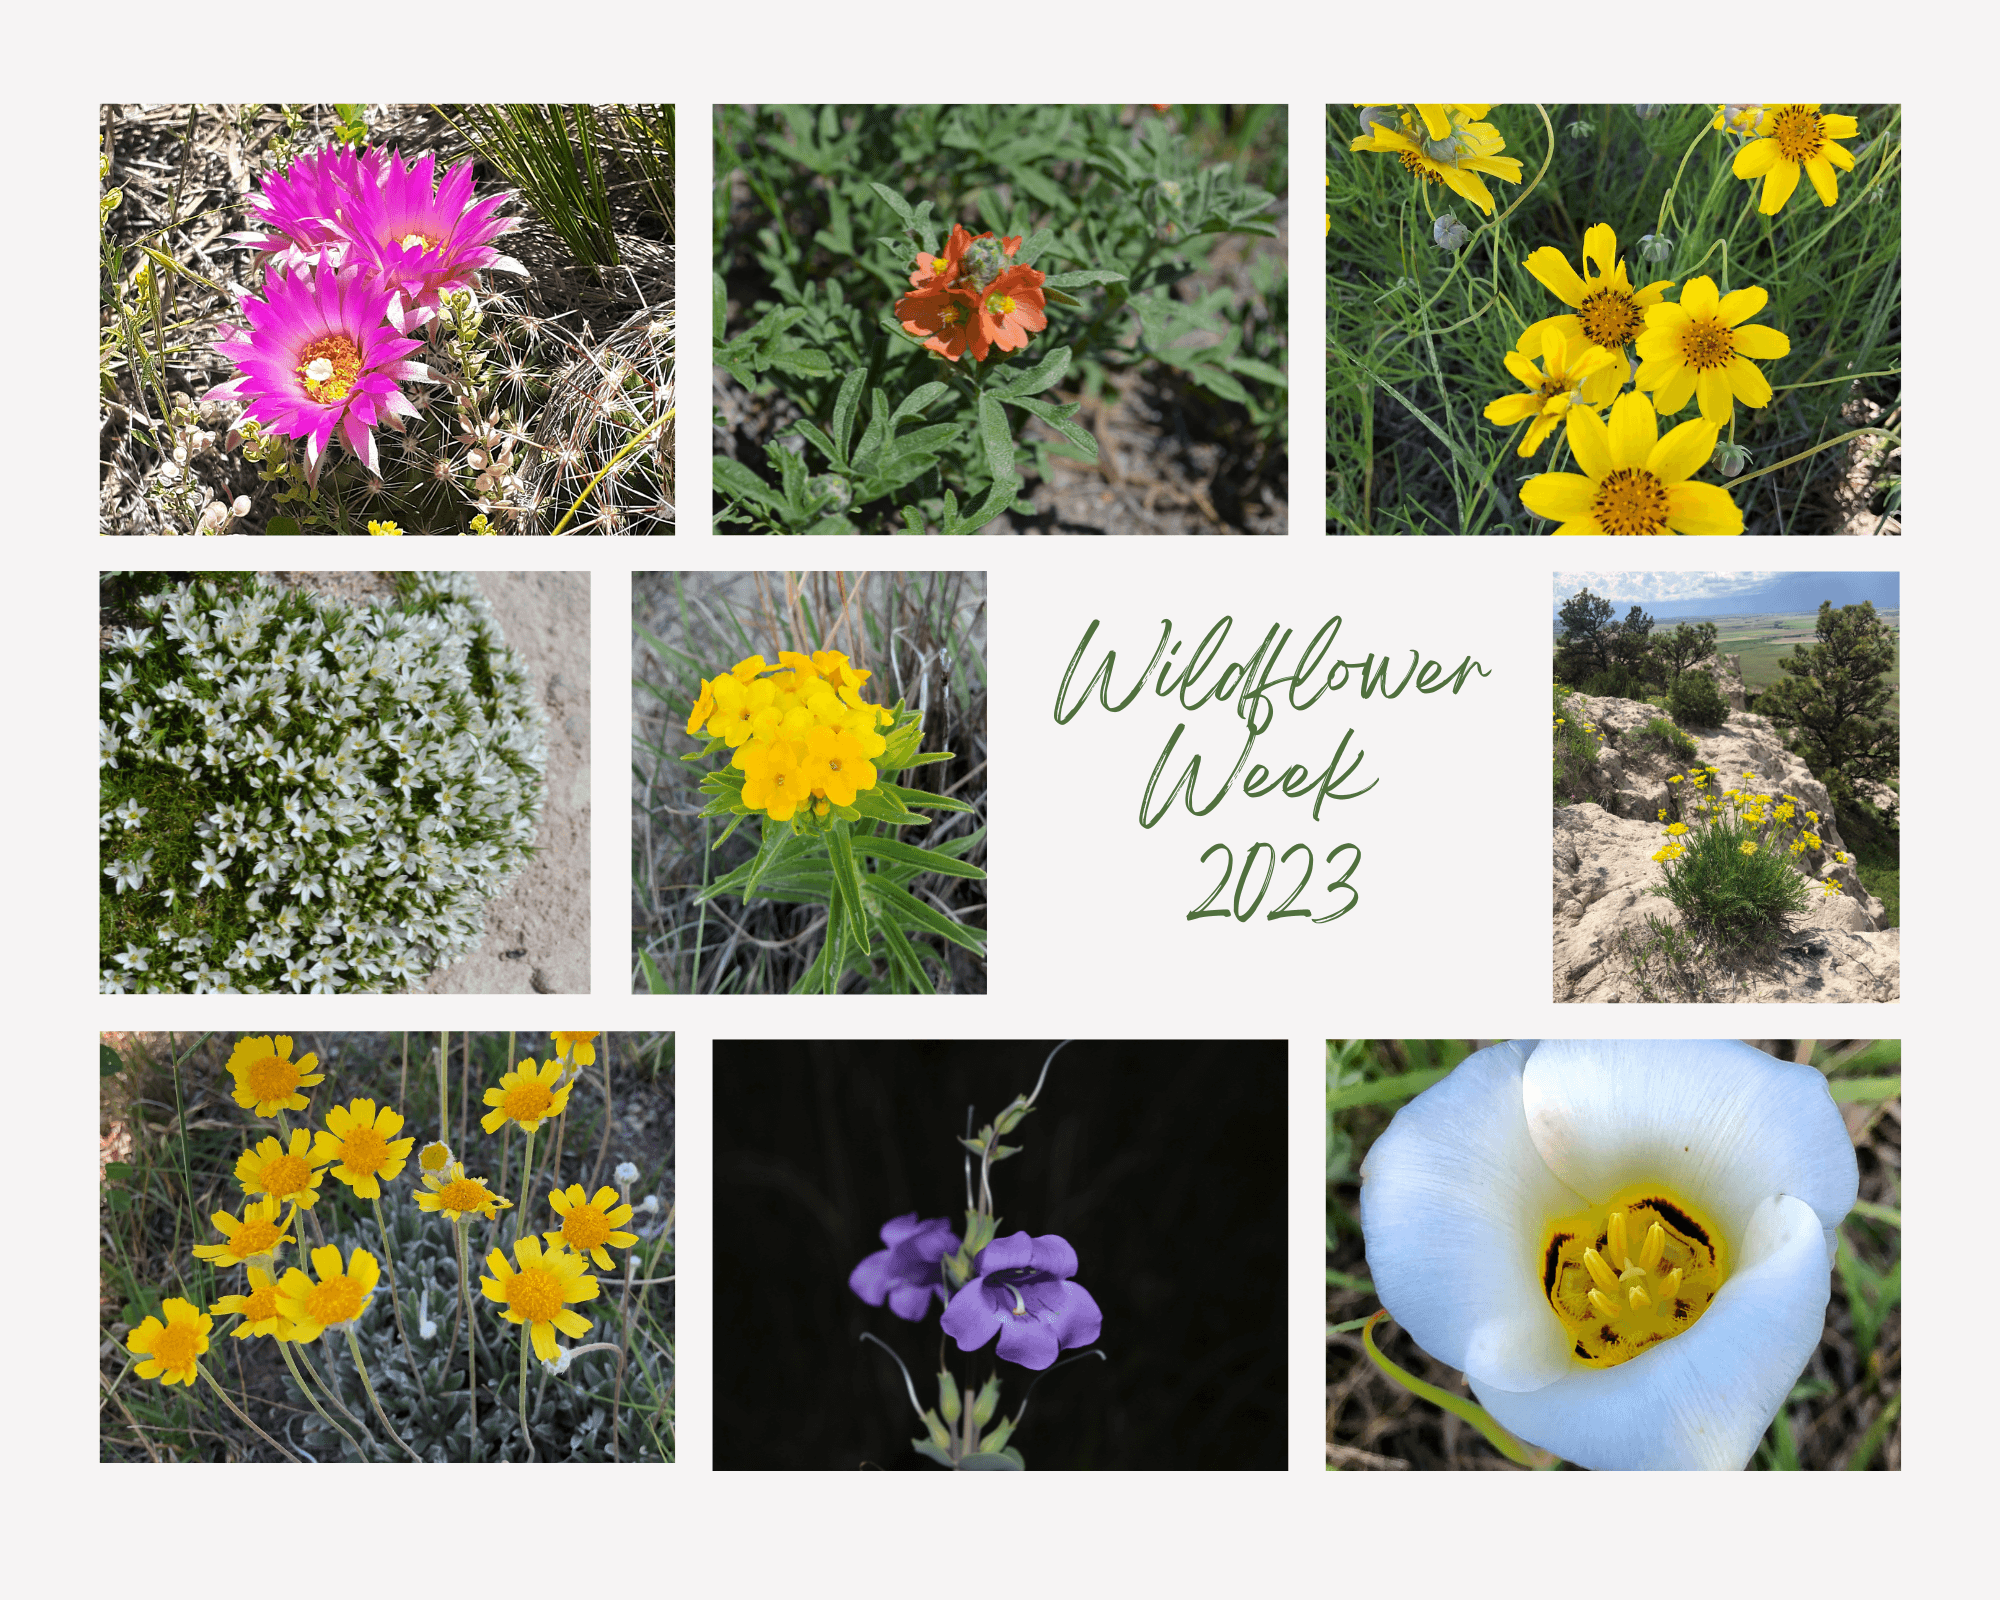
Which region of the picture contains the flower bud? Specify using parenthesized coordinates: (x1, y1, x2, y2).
(1713, 440, 1751, 476)
(1567, 119, 1595, 141)
(614, 1160, 640, 1187)
(1356, 106, 1398, 138)
(938, 1369, 962, 1426)
(922, 1407, 952, 1452)
(972, 1373, 1002, 1428)
(961, 237, 1007, 287)
(1432, 213, 1469, 253)
(1632, 104, 1663, 120)
(1637, 233, 1674, 264)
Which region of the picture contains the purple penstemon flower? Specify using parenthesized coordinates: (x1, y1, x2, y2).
(941, 1231, 1102, 1370)
(849, 1213, 961, 1321)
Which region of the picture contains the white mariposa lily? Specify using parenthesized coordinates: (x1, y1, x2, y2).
(1359, 1039, 1858, 1470)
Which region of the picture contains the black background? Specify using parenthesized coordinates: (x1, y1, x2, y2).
(712, 1038, 1288, 1470)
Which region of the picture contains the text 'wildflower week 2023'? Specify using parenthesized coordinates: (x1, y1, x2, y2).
(1327, 104, 1898, 534)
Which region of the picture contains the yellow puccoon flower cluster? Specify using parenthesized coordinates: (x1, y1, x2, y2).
(685, 651, 892, 823)
(1349, 104, 1523, 216)
(1652, 763, 1851, 897)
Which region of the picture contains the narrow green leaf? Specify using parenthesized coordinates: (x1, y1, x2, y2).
(976, 393, 1017, 486)
(830, 369, 866, 464)
(856, 837, 986, 880)
(1326, 1069, 1450, 1113)
(871, 876, 985, 954)
(1042, 268, 1129, 290)
(867, 182, 915, 226)
(1363, 1313, 1554, 1467)
(637, 948, 671, 994)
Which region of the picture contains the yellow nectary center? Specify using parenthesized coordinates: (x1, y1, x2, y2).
(297, 333, 362, 404)
(155, 1322, 200, 1370)
(1771, 107, 1826, 164)
(1592, 468, 1671, 535)
(1542, 1186, 1726, 1366)
(304, 1273, 366, 1327)
(561, 1207, 612, 1252)
(939, 302, 968, 328)
(400, 230, 442, 251)
(236, 1215, 284, 1255)
(246, 1055, 298, 1103)
(338, 1124, 389, 1175)
(260, 1154, 312, 1196)
(501, 1081, 554, 1123)
(1677, 315, 1738, 371)
(1578, 286, 1644, 348)
(437, 1178, 492, 1213)
(986, 293, 1017, 316)
(508, 1266, 565, 1322)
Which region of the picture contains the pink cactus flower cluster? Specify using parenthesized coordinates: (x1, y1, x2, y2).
(207, 144, 522, 485)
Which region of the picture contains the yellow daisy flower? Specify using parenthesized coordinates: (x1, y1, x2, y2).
(551, 1032, 601, 1068)
(274, 1245, 380, 1342)
(1349, 103, 1523, 216)
(481, 1237, 599, 1363)
(1522, 224, 1675, 403)
(481, 1058, 572, 1136)
(1483, 324, 1615, 457)
(234, 1130, 329, 1210)
(210, 1266, 297, 1342)
(1636, 276, 1791, 427)
(685, 678, 718, 737)
(419, 1140, 453, 1176)
(1731, 105, 1860, 214)
(311, 1099, 416, 1200)
(192, 1195, 295, 1268)
(1521, 392, 1743, 536)
(127, 1297, 211, 1386)
(223, 1035, 325, 1118)
(544, 1183, 640, 1271)
(415, 1161, 513, 1223)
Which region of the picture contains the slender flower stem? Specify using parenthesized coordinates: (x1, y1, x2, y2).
(515, 1126, 538, 1244)
(371, 1194, 424, 1390)
(279, 1338, 366, 1459)
(345, 1326, 421, 1461)
(293, 1338, 369, 1434)
(455, 1217, 478, 1461)
(518, 1326, 536, 1461)
(548, 1106, 569, 1195)
(437, 1031, 449, 1147)
(198, 1360, 305, 1462)
(611, 1172, 637, 1462)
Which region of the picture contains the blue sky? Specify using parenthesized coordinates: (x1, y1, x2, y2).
(1552, 572, 1900, 617)
(1553, 572, 1782, 605)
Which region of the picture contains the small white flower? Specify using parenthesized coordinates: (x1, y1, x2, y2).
(614, 1161, 640, 1187)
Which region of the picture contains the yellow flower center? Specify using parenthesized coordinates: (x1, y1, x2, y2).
(297, 333, 362, 404)
(1397, 149, 1446, 184)
(771, 770, 791, 790)
(303, 1273, 366, 1327)
(507, 1266, 566, 1323)
(337, 1124, 390, 1176)
(1541, 1187, 1727, 1366)
(1577, 286, 1644, 349)
(986, 293, 1017, 316)
(260, 1153, 312, 1196)
(245, 1055, 299, 1104)
(420, 1142, 451, 1173)
(939, 302, 968, 328)
(236, 1215, 284, 1255)
(1590, 468, 1672, 535)
(437, 1178, 493, 1213)
(400, 230, 443, 251)
(155, 1321, 200, 1371)
(562, 1207, 613, 1252)
(1771, 106, 1827, 164)
(241, 1283, 280, 1321)
(1675, 315, 1738, 372)
(501, 1081, 554, 1123)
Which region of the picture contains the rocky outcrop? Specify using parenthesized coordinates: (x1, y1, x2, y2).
(1553, 687, 1898, 1003)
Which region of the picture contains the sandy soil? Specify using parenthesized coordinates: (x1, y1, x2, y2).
(427, 571, 592, 994)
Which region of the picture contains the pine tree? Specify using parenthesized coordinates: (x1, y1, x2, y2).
(1757, 601, 1898, 807)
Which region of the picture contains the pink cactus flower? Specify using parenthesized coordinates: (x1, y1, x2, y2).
(340, 150, 522, 329)
(206, 256, 431, 484)
(231, 144, 388, 270)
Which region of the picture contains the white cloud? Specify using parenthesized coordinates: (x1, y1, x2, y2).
(1554, 571, 1782, 606)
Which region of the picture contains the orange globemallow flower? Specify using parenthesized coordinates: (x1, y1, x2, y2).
(895, 224, 1046, 364)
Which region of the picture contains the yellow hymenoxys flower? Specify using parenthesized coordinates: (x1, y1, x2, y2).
(551, 1031, 601, 1067)
(127, 1298, 212, 1386)
(1731, 105, 1860, 214)
(546, 1183, 640, 1270)
(1637, 277, 1791, 428)
(235, 1129, 330, 1209)
(210, 1266, 298, 1342)
(274, 1245, 380, 1341)
(1521, 392, 1742, 536)
(481, 1058, 573, 1135)
(482, 1237, 600, 1363)
(1349, 104, 1522, 216)
(1483, 325, 1615, 457)
(192, 1195, 295, 1268)
(1522, 225, 1674, 404)
(416, 1161, 513, 1223)
(312, 1098, 416, 1200)
(224, 1034, 325, 1118)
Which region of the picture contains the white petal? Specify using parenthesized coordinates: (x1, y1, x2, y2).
(1521, 1040, 1858, 1244)
(1472, 1193, 1832, 1469)
(1360, 1041, 1582, 1392)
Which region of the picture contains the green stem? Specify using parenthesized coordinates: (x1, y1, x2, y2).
(519, 1324, 536, 1461)
(279, 1338, 366, 1459)
(1722, 428, 1900, 490)
(371, 1195, 424, 1391)
(437, 1031, 449, 1148)
(345, 1325, 422, 1461)
(456, 1217, 478, 1461)
(198, 1359, 305, 1463)
(516, 1125, 539, 1244)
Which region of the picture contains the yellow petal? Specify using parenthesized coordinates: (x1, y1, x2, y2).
(1606, 392, 1657, 470)
(1485, 393, 1539, 425)
(1440, 165, 1495, 216)
(1581, 224, 1618, 283)
(1655, 363, 1699, 416)
(1679, 277, 1719, 319)
(1502, 350, 1541, 389)
(1566, 404, 1612, 480)
(1696, 367, 1735, 426)
(1733, 139, 1780, 178)
(1716, 286, 1769, 327)
(1520, 472, 1596, 521)
(1804, 155, 1840, 206)
(1648, 417, 1719, 484)
(1525, 248, 1587, 308)
(1727, 358, 1773, 408)
(1732, 323, 1789, 359)
(1664, 481, 1743, 535)
(1821, 114, 1859, 139)
(1760, 160, 1800, 214)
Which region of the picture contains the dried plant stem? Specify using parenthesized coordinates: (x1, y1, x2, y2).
(518, 1326, 536, 1462)
(371, 1195, 424, 1390)
(456, 1217, 478, 1461)
(437, 1031, 450, 1147)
